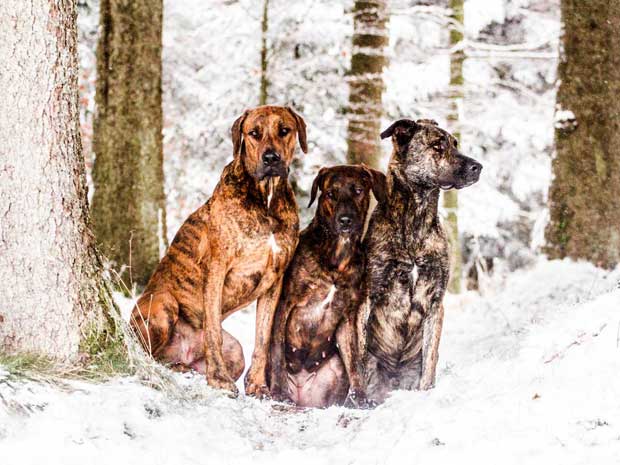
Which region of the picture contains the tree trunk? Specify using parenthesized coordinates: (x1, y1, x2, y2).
(346, 0, 388, 168)
(444, 0, 464, 293)
(0, 0, 108, 360)
(92, 0, 167, 288)
(259, 0, 270, 106)
(545, 1, 620, 269)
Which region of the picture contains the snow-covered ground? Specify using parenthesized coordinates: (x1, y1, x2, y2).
(2, 259, 619, 464)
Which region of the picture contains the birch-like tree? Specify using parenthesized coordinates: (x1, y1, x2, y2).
(346, 0, 389, 168)
(0, 0, 109, 360)
(92, 0, 167, 287)
(545, 0, 620, 269)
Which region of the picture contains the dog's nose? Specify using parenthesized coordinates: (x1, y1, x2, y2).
(338, 215, 352, 228)
(262, 151, 281, 166)
(469, 161, 482, 174)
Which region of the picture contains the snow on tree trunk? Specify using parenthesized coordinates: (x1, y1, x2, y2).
(92, 0, 167, 288)
(346, 0, 388, 168)
(444, 0, 464, 293)
(0, 0, 107, 360)
(545, 0, 620, 269)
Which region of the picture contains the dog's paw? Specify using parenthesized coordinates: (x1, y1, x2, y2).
(270, 387, 294, 404)
(208, 374, 239, 397)
(344, 389, 373, 409)
(245, 382, 271, 399)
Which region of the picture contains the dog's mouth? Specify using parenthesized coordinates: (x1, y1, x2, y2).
(258, 165, 287, 180)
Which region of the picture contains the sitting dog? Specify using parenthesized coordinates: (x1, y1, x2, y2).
(270, 165, 386, 408)
(360, 119, 482, 404)
(131, 106, 307, 397)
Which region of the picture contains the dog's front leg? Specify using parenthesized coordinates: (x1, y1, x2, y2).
(337, 315, 368, 408)
(269, 298, 295, 402)
(203, 260, 238, 395)
(246, 276, 284, 398)
(413, 255, 448, 391)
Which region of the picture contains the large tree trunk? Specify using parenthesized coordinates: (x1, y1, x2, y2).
(444, 0, 464, 293)
(545, 1, 620, 269)
(0, 0, 108, 360)
(92, 0, 167, 288)
(346, 0, 388, 168)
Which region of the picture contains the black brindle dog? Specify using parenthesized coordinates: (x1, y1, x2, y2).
(360, 119, 482, 404)
(270, 165, 385, 408)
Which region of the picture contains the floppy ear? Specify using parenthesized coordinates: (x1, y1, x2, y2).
(231, 110, 250, 156)
(308, 167, 329, 207)
(361, 165, 388, 204)
(380, 119, 418, 147)
(286, 107, 308, 154)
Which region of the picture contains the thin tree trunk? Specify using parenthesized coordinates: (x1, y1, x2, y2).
(92, 0, 167, 288)
(346, 0, 388, 168)
(545, 1, 620, 269)
(0, 0, 108, 360)
(444, 0, 464, 293)
(259, 0, 270, 106)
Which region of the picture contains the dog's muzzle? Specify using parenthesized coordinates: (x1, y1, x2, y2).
(258, 150, 287, 179)
(440, 155, 482, 190)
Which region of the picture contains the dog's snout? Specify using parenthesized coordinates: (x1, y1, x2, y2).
(338, 215, 352, 227)
(262, 150, 281, 166)
(469, 161, 482, 174)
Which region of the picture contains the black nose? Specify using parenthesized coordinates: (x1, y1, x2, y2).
(469, 161, 482, 174)
(338, 215, 352, 227)
(262, 151, 280, 166)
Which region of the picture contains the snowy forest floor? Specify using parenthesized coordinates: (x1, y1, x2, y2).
(1, 258, 619, 465)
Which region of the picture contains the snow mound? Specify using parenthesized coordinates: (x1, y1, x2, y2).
(1, 259, 619, 464)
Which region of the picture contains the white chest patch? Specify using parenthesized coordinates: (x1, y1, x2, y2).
(267, 179, 274, 209)
(268, 233, 281, 256)
(320, 284, 337, 309)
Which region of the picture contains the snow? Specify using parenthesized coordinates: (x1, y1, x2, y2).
(2, 259, 619, 464)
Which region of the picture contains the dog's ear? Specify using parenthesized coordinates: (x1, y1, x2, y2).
(308, 167, 329, 207)
(380, 119, 418, 147)
(361, 164, 387, 204)
(231, 110, 250, 156)
(286, 107, 308, 154)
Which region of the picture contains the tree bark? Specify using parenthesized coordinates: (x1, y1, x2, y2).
(259, 0, 270, 106)
(92, 0, 167, 287)
(346, 0, 389, 168)
(444, 0, 464, 293)
(545, 1, 620, 269)
(0, 0, 108, 360)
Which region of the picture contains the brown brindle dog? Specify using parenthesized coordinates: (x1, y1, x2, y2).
(269, 165, 386, 408)
(131, 106, 307, 397)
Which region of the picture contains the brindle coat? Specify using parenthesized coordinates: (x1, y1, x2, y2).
(270, 165, 386, 408)
(360, 119, 482, 404)
(130, 106, 307, 397)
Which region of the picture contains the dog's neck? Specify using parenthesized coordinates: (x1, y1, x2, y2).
(385, 169, 440, 242)
(308, 219, 360, 273)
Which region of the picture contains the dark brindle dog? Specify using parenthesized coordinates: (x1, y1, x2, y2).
(270, 165, 386, 408)
(131, 106, 307, 397)
(360, 118, 482, 404)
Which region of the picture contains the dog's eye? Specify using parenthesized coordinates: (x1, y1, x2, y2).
(326, 191, 335, 200)
(432, 142, 443, 152)
(248, 129, 260, 138)
(279, 127, 291, 137)
(354, 187, 363, 196)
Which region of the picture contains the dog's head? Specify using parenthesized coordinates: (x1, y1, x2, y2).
(231, 106, 308, 181)
(380, 119, 482, 190)
(309, 164, 386, 237)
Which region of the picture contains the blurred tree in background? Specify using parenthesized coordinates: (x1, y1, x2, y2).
(92, 0, 168, 288)
(545, 0, 620, 269)
(260, 0, 270, 106)
(346, 0, 389, 169)
(444, 0, 464, 293)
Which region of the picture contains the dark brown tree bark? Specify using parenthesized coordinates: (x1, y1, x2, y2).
(259, 0, 270, 106)
(346, 0, 389, 168)
(0, 0, 109, 360)
(92, 0, 167, 287)
(444, 0, 464, 293)
(545, 1, 620, 269)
